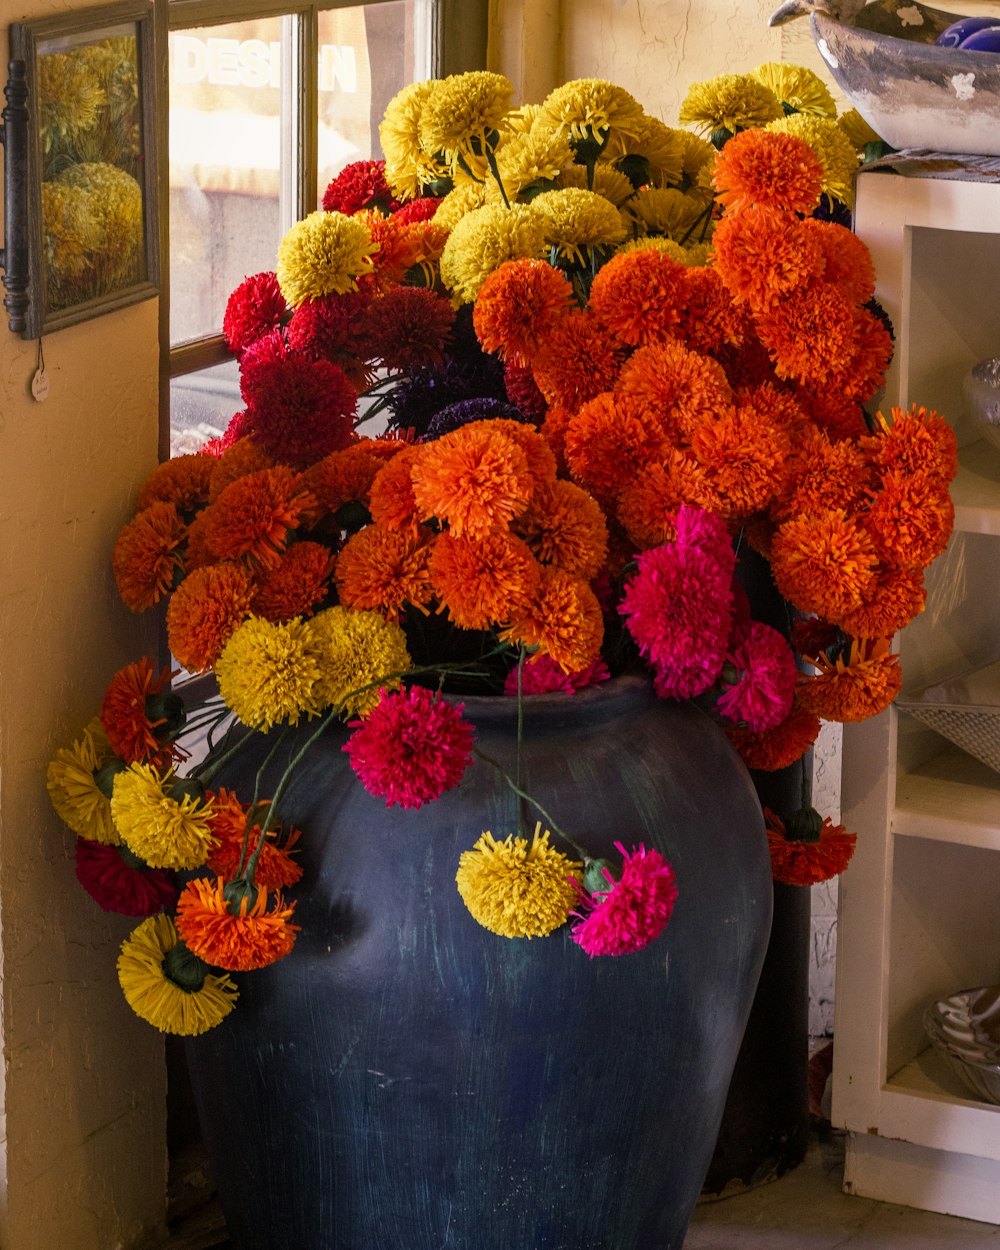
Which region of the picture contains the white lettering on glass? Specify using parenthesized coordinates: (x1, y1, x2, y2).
(171, 35, 358, 91)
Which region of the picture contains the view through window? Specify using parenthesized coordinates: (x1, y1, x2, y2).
(168, 1, 431, 456)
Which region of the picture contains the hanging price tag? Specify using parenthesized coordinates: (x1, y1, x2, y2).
(31, 366, 49, 402)
(31, 338, 49, 402)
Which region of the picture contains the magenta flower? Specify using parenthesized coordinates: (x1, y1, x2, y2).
(571, 841, 679, 957)
(344, 686, 475, 809)
(674, 503, 737, 575)
(393, 196, 440, 224)
(75, 838, 179, 916)
(287, 290, 371, 363)
(715, 620, 799, 732)
(503, 653, 611, 696)
(619, 540, 734, 699)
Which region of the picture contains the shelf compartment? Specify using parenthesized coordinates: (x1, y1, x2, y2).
(886, 837, 1000, 1084)
(894, 744, 1000, 851)
(953, 439, 1000, 535)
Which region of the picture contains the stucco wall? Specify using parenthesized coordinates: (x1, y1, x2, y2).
(0, 1, 167, 1238)
(489, 0, 785, 116)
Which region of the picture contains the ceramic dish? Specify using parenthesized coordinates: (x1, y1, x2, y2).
(924, 986, 1000, 1104)
(811, 0, 1000, 157)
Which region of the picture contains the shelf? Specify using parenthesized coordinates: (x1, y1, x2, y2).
(953, 440, 1000, 535)
(894, 744, 1000, 850)
(835, 168, 1000, 1224)
(882, 1047, 1000, 1162)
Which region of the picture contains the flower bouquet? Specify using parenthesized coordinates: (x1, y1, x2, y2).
(48, 63, 957, 1040)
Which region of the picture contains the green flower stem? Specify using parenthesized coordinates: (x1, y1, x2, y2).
(237, 726, 294, 878)
(354, 395, 394, 429)
(679, 201, 714, 247)
(228, 647, 522, 885)
(242, 707, 341, 883)
(178, 707, 230, 741)
(191, 724, 258, 786)
(472, 745, 588, 861)
(485, 147, 511, 209)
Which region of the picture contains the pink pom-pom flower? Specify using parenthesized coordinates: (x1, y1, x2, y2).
(716, 619, 799, 733)
(571, 841, 678, 957)
(344, 685, 475, 809)
(503, 653, 611, 696)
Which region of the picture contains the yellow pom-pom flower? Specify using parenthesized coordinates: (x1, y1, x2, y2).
(749, 62, 837, 118)
(539, 78, 648, 158)
(418, 71, 514, 170)
(47, 717, 120, 844)
(276, 210, 377, 307)
(117, 914, 238, 1036)
(556, 162, 636, 207)
(679, 73, 783, 137)
(838, 108, 883, 153)
(215, 615, 324, 731)
(432, 181, 489, 232)
(380, 79, 452, 199)
(630, 116, 687, 188)
(487, 128, 575, 203)
(531, 187, 626, 266)
(455, 824, 582, 939)
(621, 186, 707, 241)
(111, 764, 217, 870)
(306, 605, 411, 718)
(440, 202, 548, 304)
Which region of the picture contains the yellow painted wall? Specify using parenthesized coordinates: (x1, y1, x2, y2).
(0, 2, 167, 1245)
(489, 0, 785, 117)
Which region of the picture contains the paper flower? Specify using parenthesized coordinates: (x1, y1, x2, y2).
(117, 915, 238, 1036)
(456, 825, 582, 938)
(571, 842, 679, 956)
(345, 686, 475, 809)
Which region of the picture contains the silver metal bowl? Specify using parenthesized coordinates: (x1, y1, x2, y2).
(810, 1, 1000, 156)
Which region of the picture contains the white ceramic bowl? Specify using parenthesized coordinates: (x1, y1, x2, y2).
(811, 1, 1000, 156)
(964, 356, 1000, 452)
(924, 986, 1000, 1104)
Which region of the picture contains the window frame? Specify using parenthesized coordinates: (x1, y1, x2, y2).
(157, 0, 487, 455)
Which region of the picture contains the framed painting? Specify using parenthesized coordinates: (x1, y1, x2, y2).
(10, 0, 159, 338)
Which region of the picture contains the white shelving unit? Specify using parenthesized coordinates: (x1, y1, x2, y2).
(831, 170, 1000, 1223)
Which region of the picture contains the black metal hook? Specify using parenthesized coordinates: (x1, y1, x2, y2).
(0, 60, 30, 334)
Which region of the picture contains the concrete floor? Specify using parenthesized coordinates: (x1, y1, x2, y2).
(167, 1126, 1000, 1249)
(685, 1129, 1000, 1249)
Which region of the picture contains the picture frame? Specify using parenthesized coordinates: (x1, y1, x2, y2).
(10, 0, 159, 339)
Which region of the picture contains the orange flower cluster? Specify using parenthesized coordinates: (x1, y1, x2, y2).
(458, 128, 955, 738)
(337, 421, 608, 670)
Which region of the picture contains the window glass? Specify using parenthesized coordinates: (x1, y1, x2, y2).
(167, 1, 434, 455)
(168, 17, 286, 346)
(316, 2, 412, 202)
(169, 358, 241, 457)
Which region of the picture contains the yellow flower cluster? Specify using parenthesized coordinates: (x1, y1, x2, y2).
(215, 609, 411, 730)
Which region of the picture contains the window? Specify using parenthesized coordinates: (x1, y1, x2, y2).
(164, 0, 486, 456)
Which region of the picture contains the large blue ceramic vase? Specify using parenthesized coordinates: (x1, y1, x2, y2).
(184, 675, 772, 1250)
